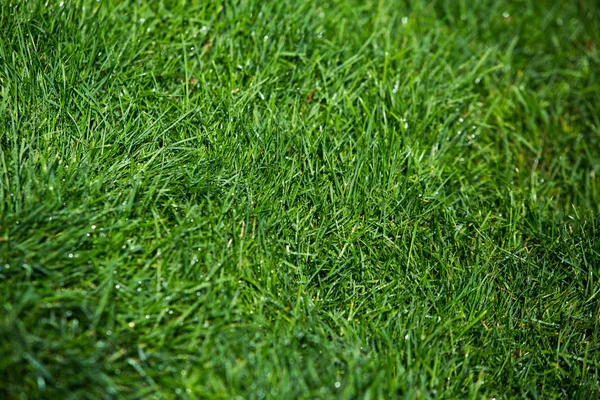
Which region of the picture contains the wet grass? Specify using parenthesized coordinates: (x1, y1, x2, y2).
(1, 0, 599, 398)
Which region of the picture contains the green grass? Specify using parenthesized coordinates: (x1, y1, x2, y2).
(1, 0, 599, 398)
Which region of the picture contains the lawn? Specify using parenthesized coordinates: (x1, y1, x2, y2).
(1, 0, 599, 398)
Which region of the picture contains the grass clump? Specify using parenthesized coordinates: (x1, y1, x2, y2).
(1, 0, 599, 398)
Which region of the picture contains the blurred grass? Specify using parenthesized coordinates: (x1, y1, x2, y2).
(1, 0, 599, 398)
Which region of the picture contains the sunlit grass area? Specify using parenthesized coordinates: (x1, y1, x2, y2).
(1, 0, 599, 398)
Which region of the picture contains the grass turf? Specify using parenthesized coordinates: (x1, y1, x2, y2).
(1, 0, 599, 398)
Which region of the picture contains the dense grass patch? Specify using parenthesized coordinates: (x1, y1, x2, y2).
(1, 0, 599, 398)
